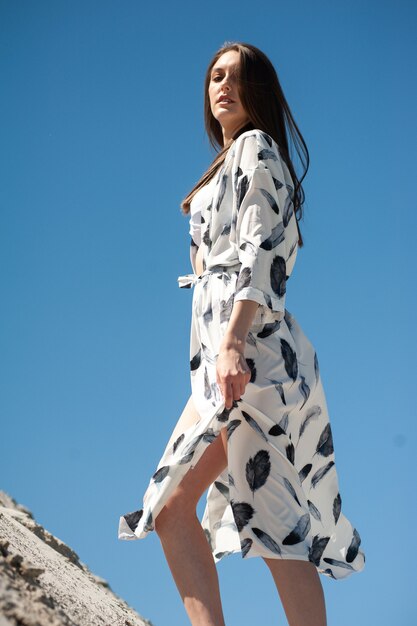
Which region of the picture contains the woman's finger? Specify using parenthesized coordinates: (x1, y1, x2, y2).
(231, 381, 242, 402)
(222, 381, 234, 409)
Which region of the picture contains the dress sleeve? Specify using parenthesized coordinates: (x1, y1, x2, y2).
(232, 130, 294, 324)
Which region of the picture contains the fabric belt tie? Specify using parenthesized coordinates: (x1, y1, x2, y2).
(177, 273, 200, 289)
(177, 265, 241, 289)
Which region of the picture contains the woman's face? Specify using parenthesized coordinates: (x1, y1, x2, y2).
(208, 50, 250, 144)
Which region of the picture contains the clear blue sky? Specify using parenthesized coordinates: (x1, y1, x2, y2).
(1, 1, 416, 624)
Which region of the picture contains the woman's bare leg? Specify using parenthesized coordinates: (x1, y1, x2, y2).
(263, 558, 327, 626)
(163, 395, 203, 451)
(154, 395, 228, 626)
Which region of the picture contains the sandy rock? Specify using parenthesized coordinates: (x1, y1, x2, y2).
(0, 491, 153, 626)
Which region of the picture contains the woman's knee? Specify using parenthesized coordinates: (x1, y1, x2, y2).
(154, 428, 228, 535)
(154, 490, 194, 536)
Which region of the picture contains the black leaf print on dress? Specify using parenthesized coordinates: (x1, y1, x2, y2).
(346, 529, 361, 563)
(215, 174, 228, 211)
(315, 423, 334, 457)
(272, 175, 284, 190)
(242, 410, 268, 441)
(252, 527, 282, 555)
(260, 223, 285, 251)
(239, 241, 257, 256)
(246, 450, 271, 494)
(204, 528, 213, 549)
(246, 332, 257, 348)
(202, 428, 217, 443)
(284, 309, 293, 330)
(311, 461, 335, 488)
(283, 477, 301, 507)
(217, 400, 239, 422)
(314, 351, 320, 384)
(270, 256, 286, 298)
(201, 342, 216, 365)
(282, 513, 311, 545)
(236, 266, 252, 292)
(323, 557, 354, 571)
(283, 193, 294, 227)
(264, 293, 275, 311)
(333, 493, 342, 524)
(258, 148, 278, 162)
(309, 535, 330, 566)
(299, 405, 322, 439)
(215, 550, 234, 559)
(278, 412, 289, 432)
(307, 500, 322, 522)
(280, 338, 298, 382)
(236, 174, 249, 211)
(203, 304, 213, 323)
(214, 481, 229, 499)
(241, 537, 253, 557)
(227, 418, 242, 440)
(298, 463, 313, 483)
(266, 378, 286, 404)
(259, 188, 280, 215)
(286, 442, 295, 464)
(260, 131, 273, 147)
(220, 293, 235, 324)
(257, 320, 281, 338)
(245, 358, 257, 383)
(287, 239, 297, 260)
(221, 222, 231, 236)
(190, 349, 201, 371)
(211, 381, 221, 403)
(234, 165, 243, 189)
(172, 433, 185, 454)
(298, 375, 311, 410)
(123, 509, 143, 532)
(179, 452, 194, 464)
(143, 510, 153, 532)
(231, 500, 255, 531)
(204, 367, 211, 399)
(202, 226, 211, 250)
(228, 472, 235, 486)
(182, 434, 204, 457)
(268, 423, 286, 437)
(152, 466, 169, 483)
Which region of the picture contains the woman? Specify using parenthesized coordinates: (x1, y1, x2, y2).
(118, 42, 365, 626)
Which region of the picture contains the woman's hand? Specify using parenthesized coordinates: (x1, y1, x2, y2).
(216, 337, 251, 409)
(216, 299, 259, 409)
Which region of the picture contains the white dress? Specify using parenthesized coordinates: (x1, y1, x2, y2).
(118, 129, 366, 579)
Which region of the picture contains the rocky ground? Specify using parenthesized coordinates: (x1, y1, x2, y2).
(0, 491, 153, 626)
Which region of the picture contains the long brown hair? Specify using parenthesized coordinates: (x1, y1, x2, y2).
(181, 42, 309, 247)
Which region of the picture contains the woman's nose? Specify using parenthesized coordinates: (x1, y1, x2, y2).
(221, 77, 231, 91)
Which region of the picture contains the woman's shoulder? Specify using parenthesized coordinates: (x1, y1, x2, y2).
(234, 128, 275, 147)
(230, 128, 281, 170)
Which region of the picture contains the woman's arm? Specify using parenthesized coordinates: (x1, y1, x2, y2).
(215, 130, 291, 410)
(216, 299, 259, 409)
(222, 299, 259, 346)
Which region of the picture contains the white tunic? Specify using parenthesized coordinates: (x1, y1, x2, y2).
(118, 129, 365, 580)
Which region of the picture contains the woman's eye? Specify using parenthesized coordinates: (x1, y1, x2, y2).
(212, 75, 222, 82)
